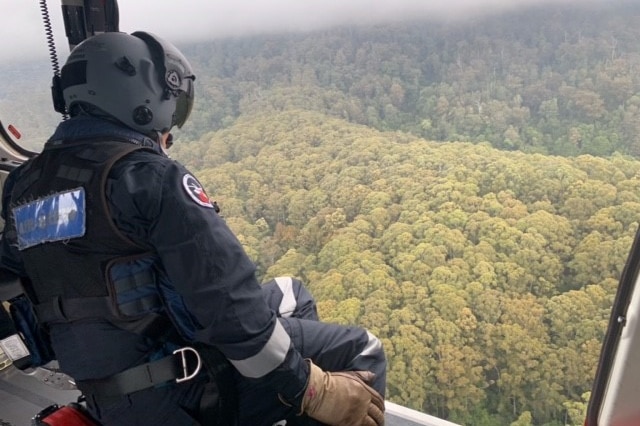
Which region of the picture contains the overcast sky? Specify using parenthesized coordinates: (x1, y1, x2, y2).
(0, 0, 608, 64)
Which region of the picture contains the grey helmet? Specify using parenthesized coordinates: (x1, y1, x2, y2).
(57, 31, 195, 135)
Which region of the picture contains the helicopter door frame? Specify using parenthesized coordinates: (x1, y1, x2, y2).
(586, 226, 640, 425)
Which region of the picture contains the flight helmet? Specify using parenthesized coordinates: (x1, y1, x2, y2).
(56, 31, 195, 135)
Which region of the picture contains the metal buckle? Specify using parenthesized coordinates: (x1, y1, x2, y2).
(173, 346, 202, 383)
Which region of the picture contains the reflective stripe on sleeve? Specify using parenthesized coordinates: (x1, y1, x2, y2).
(275, 276, 297, 318)
(360, 331, 383, 357)
(229, 319, 291, 378)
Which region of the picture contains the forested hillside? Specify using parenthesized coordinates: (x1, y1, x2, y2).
(171, 110, 639, 425)
(5, 2, 640, 157)
(177, 1, 640, 157)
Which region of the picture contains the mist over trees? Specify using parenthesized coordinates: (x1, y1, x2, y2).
(177, 2, 640, 158)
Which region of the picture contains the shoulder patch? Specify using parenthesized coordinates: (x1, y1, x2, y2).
(182, 174, 214, 208)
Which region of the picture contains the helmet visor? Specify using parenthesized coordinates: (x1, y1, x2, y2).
(132, 31, 195, 131)
(173, 76, 194, 129)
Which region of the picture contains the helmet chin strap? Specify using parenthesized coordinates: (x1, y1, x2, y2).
(151, 130, 163, 145)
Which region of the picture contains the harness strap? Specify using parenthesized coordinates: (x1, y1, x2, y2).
(195, 344, 239, 426)
(76, 347, 202, 399)
(34, 295, 177, 342)
(35, 295, 112, 323)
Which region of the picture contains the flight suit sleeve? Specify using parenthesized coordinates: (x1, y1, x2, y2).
(111, 156, 309, 403)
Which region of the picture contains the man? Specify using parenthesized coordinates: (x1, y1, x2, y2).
(0, 31, 385, 425)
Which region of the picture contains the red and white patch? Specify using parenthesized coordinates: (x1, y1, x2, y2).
(182, 174, 214, 208)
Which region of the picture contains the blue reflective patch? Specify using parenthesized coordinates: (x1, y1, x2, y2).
(13, 188, 86, 250)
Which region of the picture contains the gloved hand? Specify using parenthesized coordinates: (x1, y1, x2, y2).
(300, 359, 385, 426)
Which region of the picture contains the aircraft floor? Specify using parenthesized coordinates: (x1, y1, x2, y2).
(0, 365, 80, 425)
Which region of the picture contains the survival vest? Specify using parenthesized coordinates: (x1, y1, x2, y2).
(8, 140, 167, 333)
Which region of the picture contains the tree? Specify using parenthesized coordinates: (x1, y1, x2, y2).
(510, 411, 532, 426)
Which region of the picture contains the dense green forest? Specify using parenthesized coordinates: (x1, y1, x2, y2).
(4, 2, 640, 425)
(175, 1, 640, 158)
(170, 109, 638, 426)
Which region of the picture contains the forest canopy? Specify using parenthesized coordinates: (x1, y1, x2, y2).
(171, 109, 639, 425)
(171, 1, 640, 158)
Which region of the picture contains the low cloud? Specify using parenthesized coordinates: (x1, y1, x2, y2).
(124, 0, 606, 43)
(0, 0, 612, 63)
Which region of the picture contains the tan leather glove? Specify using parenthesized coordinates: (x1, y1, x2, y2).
(300, 359, 385, 426)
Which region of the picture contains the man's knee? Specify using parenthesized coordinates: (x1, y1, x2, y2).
(261, 276, 319, 321)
